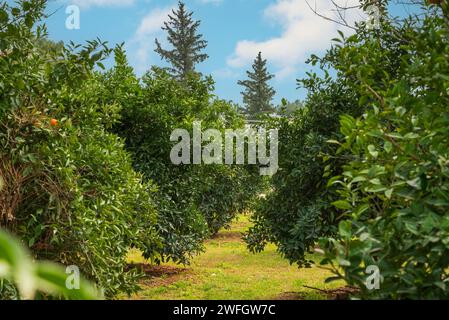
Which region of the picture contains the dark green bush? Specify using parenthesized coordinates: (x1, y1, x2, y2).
(321, 9, 449, 299)
(0, 0, 160, 297)
(245, 7, 416, 267)
(245, 52, 361, 267)
(100, 46, 264, 263)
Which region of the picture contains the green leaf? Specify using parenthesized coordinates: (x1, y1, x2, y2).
(327, 175, 343, 187)
(367, 130, 383, 138)
(0, 230, 100, 300)
(368, 145, 379, 158)
(351, 176, 367, 183)
(385, 189, 394, 199)
(386, 132, 404, 140)
(366, 186, 387, 193)
(0, 230, 35, 299)
(404, 132, 419, 139)
(384, 141, 393, 154)
(434, 281, 446, 291)
(337, 257, 351, 267)
(332, 200, 352, 210)
(405, 223, 419, 235)
(407, 178, 421, 190)
(354, 204, 370, 217)
(339, 221, 352, 239)
(35, 263, 101, 300)
(327, 139, 342, 145)
(426, 199, 449, 207)
(0, 231, 29, 276)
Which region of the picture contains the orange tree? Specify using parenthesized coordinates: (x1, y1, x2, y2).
(0, 0, 161, 298)
(100, 46, 265, 263)
(321, 4, 449, 299)
(247, 1, 449, 299)
(243, 2, 399, 264)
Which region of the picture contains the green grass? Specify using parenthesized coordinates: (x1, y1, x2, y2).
(126, 214, 344, 300)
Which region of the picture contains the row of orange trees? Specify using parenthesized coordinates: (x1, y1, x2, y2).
(0, 0, 263, 298)
(246, 1, 449, 299)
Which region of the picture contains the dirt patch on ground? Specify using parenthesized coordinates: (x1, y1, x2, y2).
(127, 264, 192, 287)
(326, 286, 360, 300)
(277, 286, 359, 300)
(303, 285, 360, 300)
(275, 292, 306, 300)
(210, 231, 243, 242)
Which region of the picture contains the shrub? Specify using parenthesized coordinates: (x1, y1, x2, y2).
(102, 54, 264, 261)
(245, 48, 361, 267)
(321, 11, 449, 299)
(245, 7, 417, 267)
(0, 1, 160, 297)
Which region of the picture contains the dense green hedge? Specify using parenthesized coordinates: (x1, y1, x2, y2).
(0, 1, 163, 297)
(101, 48, 264, 262)
(246, 16, 411, 265)
(246, 3, 449, 299)
(321, 11, 449, 299)
(1, 0, 263, 298)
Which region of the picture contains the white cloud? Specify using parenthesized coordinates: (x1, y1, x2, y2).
(127, 6, 173, 75)
(212, 67, 240, 79)
(70, 0, 135, 9)
(227, 0, 366, 79)
(196, 0, 223, 5)
(136, 7, 171, 36)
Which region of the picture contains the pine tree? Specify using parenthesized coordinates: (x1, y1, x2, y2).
(238, 52, 276, 117)
(155, 1, 208, 80)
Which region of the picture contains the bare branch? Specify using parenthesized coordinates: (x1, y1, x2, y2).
(304, 0, 358, 31)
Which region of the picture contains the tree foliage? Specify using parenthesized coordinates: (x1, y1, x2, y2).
(155, 1, 208, 81)
(321, 7, 449, 299)
(1, 1, 263, 300)
(247, 1, 449, 299)
(0, 0, 160, 298)
(238, 52, 276, 118)
(245, 40, 364, 267)
(101, 48, 265, 260)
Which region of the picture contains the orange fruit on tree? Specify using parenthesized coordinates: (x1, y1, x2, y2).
(50, 118, 59, 127)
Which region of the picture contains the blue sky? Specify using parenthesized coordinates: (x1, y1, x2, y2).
(24, 0, 420, 105)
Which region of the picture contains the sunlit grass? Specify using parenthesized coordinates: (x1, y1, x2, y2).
(125, 214, 344, 300)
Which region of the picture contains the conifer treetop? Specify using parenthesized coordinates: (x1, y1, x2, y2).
(238, 52, 276, 117)
(155, 1, 208, 80)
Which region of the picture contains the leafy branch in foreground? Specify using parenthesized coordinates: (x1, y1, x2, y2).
(0, 228, 101, 300)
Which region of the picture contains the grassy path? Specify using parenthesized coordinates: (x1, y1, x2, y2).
(126, 215, 345, 300)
